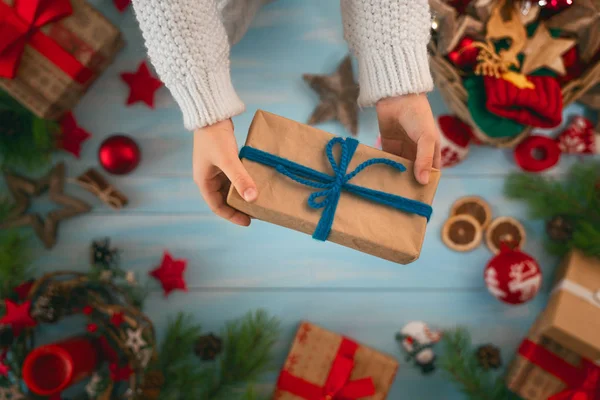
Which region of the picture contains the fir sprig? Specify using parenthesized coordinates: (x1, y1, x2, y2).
(504, 162, 600, 258)
(440, 328, 518, 400)
(0, 90, 57, 171)
(0, 231, 31, 300)
(157, 310, 280, 400)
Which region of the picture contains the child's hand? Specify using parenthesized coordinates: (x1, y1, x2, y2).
(376, 94, 441, 185)
(193, 119, 258, 226)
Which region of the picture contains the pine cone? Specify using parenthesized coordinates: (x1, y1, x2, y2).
(546, 216, 574, 242)
(194, 333, 223, 361)
(476, 344, 502, 370)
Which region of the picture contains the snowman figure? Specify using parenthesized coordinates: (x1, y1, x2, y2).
(396, 321, 442, 374)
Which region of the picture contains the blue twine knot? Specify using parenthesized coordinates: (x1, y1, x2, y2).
(239, 137, 432, 241)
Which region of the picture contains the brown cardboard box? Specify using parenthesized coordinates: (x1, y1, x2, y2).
(227, 111, 440, 264)
(506, 251, 600, 399)
(274, 322, 398, 400)
(0, 0, 124, 120)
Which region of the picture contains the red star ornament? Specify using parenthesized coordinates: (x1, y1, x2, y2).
(149, 251, 188, 297)
(120, 61, 163, 108)
(0, 300, 37, 337)
(58, 112, 91, 158)
(113, 0, 131, 12)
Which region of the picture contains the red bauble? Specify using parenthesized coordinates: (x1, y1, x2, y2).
(539, 0, 572, 17)
(447, 37, 480, 70)
(98, 135, 141, 175)
(484, 246, 542, 305)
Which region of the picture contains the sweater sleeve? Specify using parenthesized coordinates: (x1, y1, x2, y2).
(340, 0, 434, 107)
(131, 0, 245, 130)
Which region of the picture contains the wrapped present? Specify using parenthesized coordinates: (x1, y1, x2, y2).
(274, 322, 398, 400)
(227, 111, 440, 264)
(0, 0, 124, 120)
(506, 251, 600, 399)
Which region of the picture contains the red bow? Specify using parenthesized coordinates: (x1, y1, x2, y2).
(277, 338, 376, 400)
(0, 0, 93, 83)
(519, 339, 600, 400)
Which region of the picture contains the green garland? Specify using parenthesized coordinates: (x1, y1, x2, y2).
(504, 162, 600, 258)
(0, 90, 57, 171)
(440, 328, 519, 400)
(157, 310, 280, 400)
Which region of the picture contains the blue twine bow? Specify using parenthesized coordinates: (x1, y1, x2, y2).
(239, 137, 432, 241)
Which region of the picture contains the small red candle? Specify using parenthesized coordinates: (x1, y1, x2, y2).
(22, 336, 100, 396)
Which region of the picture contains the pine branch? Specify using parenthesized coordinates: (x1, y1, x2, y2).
(504, 162, 600, 258)
(440, 328, 517, 400)
(0, 231, 31, 300)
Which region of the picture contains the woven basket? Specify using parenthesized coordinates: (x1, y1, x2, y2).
(428, 41, 600, 148)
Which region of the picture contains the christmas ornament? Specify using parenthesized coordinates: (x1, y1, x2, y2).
(109, 363, 133, 382)
(557, 116, 600, 155)
(75, 169, 129, 210)
(476, 344, 502, 370)
(0, 300, 37, 337)
(437, 115, 473, 168)
(521, 23, 576, 76)
(0, 386, 24, 400)
(546, 215, 574, 242)
(91, 238, 119, 269)
(396, 321, 442, 375)
(484, 76, 563, 128)
(58, 112, 91, 158)
(125, 328, 147, 353)
(465, 77, 526, 139)
(442, 215, 483, 252)
(539, 0, 572, 15)
(447, 37, 480, 70)
(558, 46, 585, 84)
(450, 196, 492, 229)
(87, 323, 98, 333)
(484, 245, 542, 305)
(85, 373, 103, 398)
(22, 337, 100, 397)
(149, 251, 188, 297)
(110, 311, 125, 326)
(546, 0, 600, 62)
(0, 163, 91, 249)
(194, 333, 223, 361)
(82, 306, 93, 315)
(514, 135, 561, 172)
(98, 135, 141, 175)
(121, 61, 163, 108)
(303, 55, 359, 136)
(113, 0, 131, 12)
(485, 217, 526, 254)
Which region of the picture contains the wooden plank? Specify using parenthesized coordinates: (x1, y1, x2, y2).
(142, 289, 544, 400)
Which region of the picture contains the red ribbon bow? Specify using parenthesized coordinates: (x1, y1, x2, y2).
(0, 0, 93, 83)
(277, 338, 376, 400)
(519, 339, 600, 400)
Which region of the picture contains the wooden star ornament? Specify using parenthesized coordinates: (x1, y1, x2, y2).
(521, 23, 576, 76)
(0, 163, 91, 249)
(303, 56, 359, 136)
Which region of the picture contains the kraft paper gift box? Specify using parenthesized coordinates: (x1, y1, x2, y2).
(506, 250, 600, 399)
(227, 110, 440, 264)
(0, 0, 124, 120)
(274, 322, 399, 400)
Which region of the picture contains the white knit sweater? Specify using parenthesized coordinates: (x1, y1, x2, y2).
(131, 0, 434, 130)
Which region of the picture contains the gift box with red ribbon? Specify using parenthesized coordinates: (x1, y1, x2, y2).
(507, 251, 600, 400)
(0, 0, 123, 120)
(274, 322, 399, 400)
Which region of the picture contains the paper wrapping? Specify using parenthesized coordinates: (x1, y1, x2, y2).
(275, 322, 398, 400)
(506, 318, 584, 400)
(227, 111, 440, 264)
(0, 0, 124, 120)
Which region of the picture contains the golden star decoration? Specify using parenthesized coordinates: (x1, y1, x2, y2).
(0, 162, 91, 249)
(546, 0, 600, 63)
(521, 23, 576, 76)
(303, 55, 359, 136)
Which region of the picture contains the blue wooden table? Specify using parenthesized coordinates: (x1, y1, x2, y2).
(28, 1, 598, 398)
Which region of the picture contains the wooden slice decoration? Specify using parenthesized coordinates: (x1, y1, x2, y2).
(442, 215, 483, 252)
(485, 216, 526, 254)
(450, 196, 492, 229)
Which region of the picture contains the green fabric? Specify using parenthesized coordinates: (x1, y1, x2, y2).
(464, 77, 526, 139)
